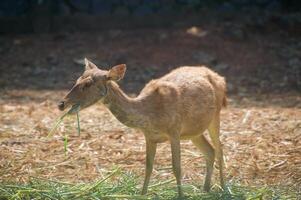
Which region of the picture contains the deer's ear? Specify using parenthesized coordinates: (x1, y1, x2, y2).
(85, 58, 98, 70)
(107, 64, 126, 81)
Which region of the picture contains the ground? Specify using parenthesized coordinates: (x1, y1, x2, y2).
(0, 15, 300, 198)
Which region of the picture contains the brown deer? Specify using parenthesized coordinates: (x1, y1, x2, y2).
(58, 58, 227, 197)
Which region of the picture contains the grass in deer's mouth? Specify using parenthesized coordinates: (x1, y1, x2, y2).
(48, 104, 81, 154)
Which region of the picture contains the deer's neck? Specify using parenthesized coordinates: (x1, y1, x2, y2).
(103, 81, 144, 128)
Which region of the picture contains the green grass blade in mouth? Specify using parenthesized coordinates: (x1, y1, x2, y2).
(64, 134, 68, 156)
(47, 104, 80, 137)
(47, 111, 69, 137)
(76, 112, 81, 136)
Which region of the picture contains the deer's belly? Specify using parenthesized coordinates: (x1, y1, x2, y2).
(180, 131, 204, 139)
(143, 130, 169, 143)
(179, 115, 213, 138)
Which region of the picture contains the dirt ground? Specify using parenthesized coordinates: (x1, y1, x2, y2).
(0, 16, 300, 193)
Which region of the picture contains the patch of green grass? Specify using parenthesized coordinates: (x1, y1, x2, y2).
(0, 169, 298, 200)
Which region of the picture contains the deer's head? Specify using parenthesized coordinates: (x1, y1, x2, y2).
(58, 58, 126, 113)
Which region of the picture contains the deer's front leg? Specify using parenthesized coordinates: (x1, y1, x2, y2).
(169, 134, 183, 198)
(141, 139, 157, 195)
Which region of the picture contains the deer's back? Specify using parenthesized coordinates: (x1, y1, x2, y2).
(138, 66, 226, 138)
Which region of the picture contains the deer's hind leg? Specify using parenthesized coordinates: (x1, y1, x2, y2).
(191, 134, 215, 192)
(208, 113, 225, 189)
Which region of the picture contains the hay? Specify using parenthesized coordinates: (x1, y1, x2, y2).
(0, 90, 300, 193)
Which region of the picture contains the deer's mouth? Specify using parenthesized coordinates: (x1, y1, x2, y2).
(67, 104, 81, 114)
(58, 100, 80, 114)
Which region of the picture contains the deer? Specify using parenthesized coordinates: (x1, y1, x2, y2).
(58, 58, 227, 197)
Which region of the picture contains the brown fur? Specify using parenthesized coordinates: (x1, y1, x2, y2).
(59, 59, 227, 197)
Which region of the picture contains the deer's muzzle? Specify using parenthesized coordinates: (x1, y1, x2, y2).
(58, 101, 65, 111)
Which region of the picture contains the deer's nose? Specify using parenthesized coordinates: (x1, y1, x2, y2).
(58, 101, 65, 111)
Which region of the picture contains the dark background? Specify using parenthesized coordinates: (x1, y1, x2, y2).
(1, 0, 301, 33)
(0, 0, 300, 95)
